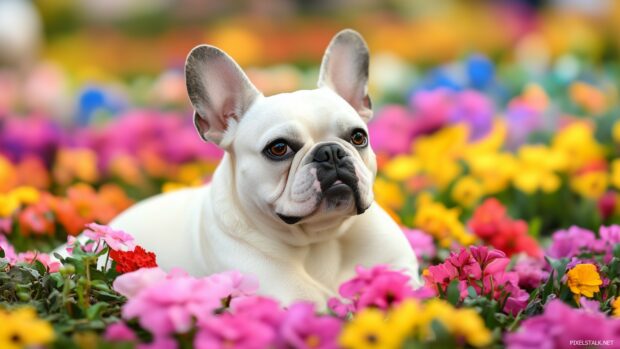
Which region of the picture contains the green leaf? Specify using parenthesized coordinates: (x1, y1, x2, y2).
(446, 280, 460, 305)
(467, 285, 478, 298)
(542, 269, 555, 301)
(86, 302, 108, 321)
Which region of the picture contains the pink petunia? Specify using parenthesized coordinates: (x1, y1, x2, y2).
(276, 302, 341, 349)
(104, 322, 137, 342)
(194, 313, 275, 349)
(83, 223, 136, 252)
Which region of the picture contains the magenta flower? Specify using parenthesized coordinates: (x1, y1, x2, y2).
(83, 223, 136, 252)
(328, 265, 417, 315)
(195, 313, 275, 349)
(505, 300, 620, 349)
(120, 268, 261, 338)
(424, 246, 528, 315)
(276, 302, 341, 349)
(426, 263, 459, 288)
(547, 226, 597, 259)
(230, 296, 285, 327)
(104, 322, 137, 342)
(368, 105, 416, 155)
(513, 256, 549, 289)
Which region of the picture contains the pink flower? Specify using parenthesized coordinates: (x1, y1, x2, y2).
(138, 336, 178, 349)
(16, 251, 60, 272)
(230, 296, 285, 327)
(84, 223, 136, 252)
(0, 236, 17, 262)
(329, 265, 417, 314)
(368, 106, 416, 155)
(120, 269, 261, 338)
(402, 228, 436, 262)
(276, 302, 341, 349)
(513, 256, 549, 289)
(66, 235, 101, 255)
(425, 263, 459, 289)
(122, 275, 227, 335)
(113, 267, 169, 298)
(206, 270, 259, 298)
(194, 313, 275, 349)
(104, 322, 137, 342)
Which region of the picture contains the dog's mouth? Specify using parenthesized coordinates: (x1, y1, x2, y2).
(277, 179, 368, 225)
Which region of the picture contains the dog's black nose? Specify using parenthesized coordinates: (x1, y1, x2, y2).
(313, 144, 348, 164)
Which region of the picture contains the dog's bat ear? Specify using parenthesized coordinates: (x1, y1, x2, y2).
(185, 45, 261, 147)
(318, 29, 372, 122)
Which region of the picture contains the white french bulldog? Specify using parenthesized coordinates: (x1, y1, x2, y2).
(109, 29, 421, 304)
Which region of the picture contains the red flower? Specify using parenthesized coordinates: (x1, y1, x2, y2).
(109, 245, 157, 274)
(469, 198, 542, 257)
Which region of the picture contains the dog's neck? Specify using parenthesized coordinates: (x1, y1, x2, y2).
(207, 154, 356, 249)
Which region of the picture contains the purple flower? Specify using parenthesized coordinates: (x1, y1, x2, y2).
(547, 226, 597, 259)
(513, 256, 549, 289)
(505, 300, 620, 349)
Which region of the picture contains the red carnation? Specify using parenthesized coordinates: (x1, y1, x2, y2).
(109, 245, 157, 274)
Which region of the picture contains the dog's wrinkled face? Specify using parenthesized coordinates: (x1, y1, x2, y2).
(233, 89, 376, 227)
(185, 29, 375, 231)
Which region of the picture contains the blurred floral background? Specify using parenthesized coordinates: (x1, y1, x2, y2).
(2, 0, 620, 348)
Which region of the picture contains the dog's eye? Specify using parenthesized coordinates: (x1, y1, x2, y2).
(350, 129, 368, 147)
(264, 139, 294, 160)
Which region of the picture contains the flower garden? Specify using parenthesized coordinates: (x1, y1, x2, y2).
(3, 1, 620, 349)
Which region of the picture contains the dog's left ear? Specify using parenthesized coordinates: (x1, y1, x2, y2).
(318, 29, 372, 122)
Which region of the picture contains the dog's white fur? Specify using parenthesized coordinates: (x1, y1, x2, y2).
(105, 30, 420, 304)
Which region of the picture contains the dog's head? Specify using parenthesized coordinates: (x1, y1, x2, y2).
(185, 29, 376, 231)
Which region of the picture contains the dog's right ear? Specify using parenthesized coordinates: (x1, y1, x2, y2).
(185, 45, 261, 147)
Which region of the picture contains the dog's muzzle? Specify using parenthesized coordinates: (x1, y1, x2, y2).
(277, 143, 367, 225)
(314, 143, 365, 211)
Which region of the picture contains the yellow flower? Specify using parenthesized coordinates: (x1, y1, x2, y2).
(512, 145, 564, 194)
(612, 297, 620, 317)
(552, 122, 604, 173)
(339, 308, 404, 349)
(374, 178, 405, 211)
(613, 121, 620, 144)
(393, 299, 492, 348)
(466, 152, 516, 194)
(570, 171, 609, 200)
(382, 156, 420, 181)
(611, 159, 620, 190)
(0, 194, 20, 218)
(451, 176, 483, 208)
(388, 299, 422, 338)
(0, 307, 54, 349)
(9, 186, 40, 205)
(413, 200, 475, 247)
(567, 264, 603, 300)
